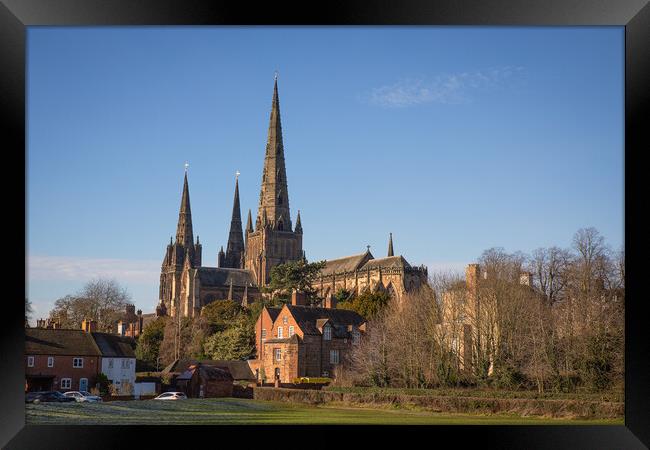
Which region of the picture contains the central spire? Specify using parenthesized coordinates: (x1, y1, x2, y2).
(257, 76, 291, 231)
(175, 171, 194, 248)
(222, 174, 245, 268)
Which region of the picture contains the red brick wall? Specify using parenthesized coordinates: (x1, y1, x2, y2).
(25, 354, 101, 392)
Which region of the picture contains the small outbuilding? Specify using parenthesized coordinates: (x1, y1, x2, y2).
(175, 363, 233, 398)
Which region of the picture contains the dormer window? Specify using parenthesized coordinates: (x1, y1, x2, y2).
(323, 324, 332, 341)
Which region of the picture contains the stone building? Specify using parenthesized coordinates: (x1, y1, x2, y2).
(313, 236, 429, 304)
(440, 263, 537, 374)
(250, 292, 367, 383)
(156, 76, 426, 318)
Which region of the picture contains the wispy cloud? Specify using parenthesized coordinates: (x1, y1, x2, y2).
(365, 66, 524, 108)
(28, 255, 160, 283)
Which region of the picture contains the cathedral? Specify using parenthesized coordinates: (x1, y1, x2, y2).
(157, 77, 428, 318)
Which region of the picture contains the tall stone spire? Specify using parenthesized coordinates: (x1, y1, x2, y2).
(387, 232, 394, 257)
(175, 171, 194, 248)
(223, 175, 245, 268)
(257, 77, 291, 231)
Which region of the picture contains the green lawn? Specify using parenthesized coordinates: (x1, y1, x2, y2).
(25, 398, 624, 425)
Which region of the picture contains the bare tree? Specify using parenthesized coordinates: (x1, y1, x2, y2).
(49, 278, 131, 331)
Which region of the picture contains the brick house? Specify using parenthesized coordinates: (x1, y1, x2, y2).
(252, 293, 366, 383)
(25, 322, 102, 393)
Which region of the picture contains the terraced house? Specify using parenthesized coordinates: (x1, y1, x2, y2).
(25, 319, 136, 394)
(251, 292, 367, 383)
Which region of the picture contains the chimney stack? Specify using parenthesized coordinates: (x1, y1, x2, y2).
(82, 318, 97, 333)
(291, 290, 306, 306)
(324, 293, 337, 309)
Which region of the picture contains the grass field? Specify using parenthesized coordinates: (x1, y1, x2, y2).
(25, 398, 624, 425)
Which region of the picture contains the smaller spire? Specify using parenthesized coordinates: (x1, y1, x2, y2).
(246, 209, 253, 233)
(196, 235, 200, 245)
(241, 285, 249, 308)
(295, 210, 303, 234)
(170, 236, 173, 246)
(387, 232, 394, 257)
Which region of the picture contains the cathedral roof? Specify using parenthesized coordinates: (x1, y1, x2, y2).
(196, 267, 256, 287)
(320, 250, 374, 276)
(361, 255, 412, 270)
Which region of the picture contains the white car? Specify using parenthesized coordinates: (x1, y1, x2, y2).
(64, 391, 103, 403)
(153, 392, 187, 400)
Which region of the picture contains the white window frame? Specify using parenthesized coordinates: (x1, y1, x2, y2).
(27, 356, 34, 367)
(277, 327, 283, 339)
(73, 357, 84, 368)
(288, 326, 295, 337)
(323, 325, 332, 341)
(261, 329, 267, 339)
(60, 378, 72, 389)
(275, 348, 282, 361)
(48, 356, 54, 368)
(330, 349, 340, 365)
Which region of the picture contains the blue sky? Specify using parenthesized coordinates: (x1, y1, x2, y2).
(27, 27, 624, 322)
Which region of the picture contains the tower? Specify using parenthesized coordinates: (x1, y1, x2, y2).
(244, 76, 303, 285)
(219, 174, 245, 268)
(158, 169, 202, 317)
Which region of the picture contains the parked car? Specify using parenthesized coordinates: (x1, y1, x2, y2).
(153, 392, 187, 400)
(64, 391, 103, 403)
(26, 391, 76, 404)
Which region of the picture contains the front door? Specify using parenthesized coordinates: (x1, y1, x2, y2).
(79, 378, 88, 392)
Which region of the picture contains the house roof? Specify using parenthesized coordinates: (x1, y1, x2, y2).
(25, 328, 101, 356)
(361, 255, 411, 270)
(162, 359, 255, 380)
(320, 250, 373, 276)
(91, 332, 136, 358)
(285, 305, 366, 337)
(140, 313, 157, 329)
(196, 267, 257, 287)
(177, 364, 234, 382)
(266, 307, 282, 322)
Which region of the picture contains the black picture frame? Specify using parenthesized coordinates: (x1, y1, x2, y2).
(1, 1, 647, 448)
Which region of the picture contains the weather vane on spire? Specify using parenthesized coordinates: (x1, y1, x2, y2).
(184, 161, 189, 173)
(235, 170, 240, 180)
